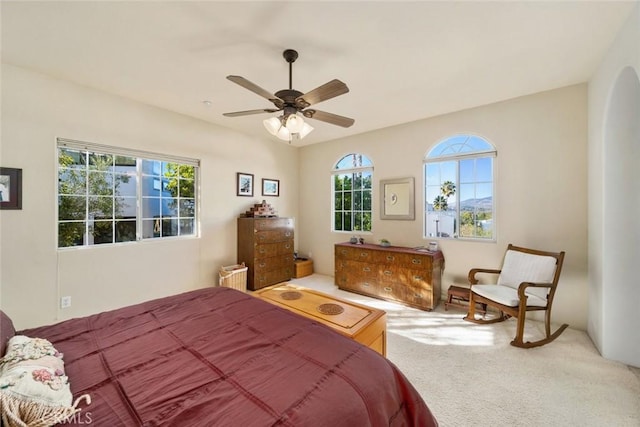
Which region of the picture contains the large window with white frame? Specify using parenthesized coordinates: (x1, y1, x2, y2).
(332, 153, 373, 233)
(424, 134, 496, 240)
(57, 139, 199, 248)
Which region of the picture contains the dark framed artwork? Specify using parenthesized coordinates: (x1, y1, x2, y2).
(0, 167, 22, 210)
(262, 178, 280, 197)
(236, 172, 254, 197)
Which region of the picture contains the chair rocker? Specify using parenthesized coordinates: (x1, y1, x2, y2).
(463, 243, 568, 348)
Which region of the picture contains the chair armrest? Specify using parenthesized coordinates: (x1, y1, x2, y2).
(517, 282, 553, 299)
(468, 268, 501, 284)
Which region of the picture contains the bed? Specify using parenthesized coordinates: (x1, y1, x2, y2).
(1, 286, 437, 426)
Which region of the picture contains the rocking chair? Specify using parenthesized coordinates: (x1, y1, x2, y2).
(463, 244, 568, 348)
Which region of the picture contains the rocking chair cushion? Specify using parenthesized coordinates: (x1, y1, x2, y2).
(472, 284, 548, 307)
(497, 250, 557, 300)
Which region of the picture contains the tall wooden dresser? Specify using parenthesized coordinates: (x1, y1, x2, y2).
(334, 242, 444, 310)
(237, 217, 294, 291)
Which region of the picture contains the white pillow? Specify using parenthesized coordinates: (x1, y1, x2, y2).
(0, 335, 90, 427)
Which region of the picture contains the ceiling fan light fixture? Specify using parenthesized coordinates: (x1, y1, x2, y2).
(296, 122, 314, 139)
(263, 117, 281, 136)
(285, 113, 304, 133)
(276, 125, 291, 141)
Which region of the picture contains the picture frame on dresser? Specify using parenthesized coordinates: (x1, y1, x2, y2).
(236, 172, 253, 197)
(380, 177, 414, 220)
(0, 167, 22, 210)
(262, 178, 279, 197)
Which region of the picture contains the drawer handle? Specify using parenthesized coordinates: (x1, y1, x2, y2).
(383, 286, 392, 292)
(384, 270, 392, 276)
(414, 294, 423, 298)
(285, 244, 291, 249)
(360, 252, 369, 258)
(363, 267, 371, 272)
(259, 263, 266, 268)
(412, 259, 422, 265)
(341, 249, 347, 255)
(285, 232, 292, 237)
(386, 255, 395, 261)
(259, 248, 266, 253)
(413, 275, 423, 280)
(362, 282, 370, 287)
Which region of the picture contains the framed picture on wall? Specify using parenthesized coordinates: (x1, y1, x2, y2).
(236, 172, 254, 197)
(0, 167, 22, 210)
(262, 178, 279, 197)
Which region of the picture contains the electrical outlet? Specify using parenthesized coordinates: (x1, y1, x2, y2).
(60, 296, 72, 309)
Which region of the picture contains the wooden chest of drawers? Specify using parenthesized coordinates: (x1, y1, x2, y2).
(237, 217, 294, 291)
(334, 242, 444, 310)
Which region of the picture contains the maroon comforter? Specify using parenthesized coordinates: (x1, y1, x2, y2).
(19, 287, 437, 426)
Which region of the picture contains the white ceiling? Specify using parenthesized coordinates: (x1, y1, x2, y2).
(1, 1, 636, 146)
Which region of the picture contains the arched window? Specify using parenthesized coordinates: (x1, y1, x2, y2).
(332, 153, 373, 232)
(424, 135, 496, 240)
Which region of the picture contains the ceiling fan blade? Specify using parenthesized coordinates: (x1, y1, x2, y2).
(295, 79, 349, 108)
(223, 108, 280, 117)
(226, 75, 281, 104)
(303, 109, 355, 128)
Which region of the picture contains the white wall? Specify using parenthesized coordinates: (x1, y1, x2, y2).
(588, 4, 640, 367)
(0, 64, 299, 329)
(299, 84, 589, 330)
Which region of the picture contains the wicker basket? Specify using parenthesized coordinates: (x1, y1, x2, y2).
(219, 263, 248, 292)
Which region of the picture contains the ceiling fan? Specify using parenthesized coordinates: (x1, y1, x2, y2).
(223, 49, 354, 140)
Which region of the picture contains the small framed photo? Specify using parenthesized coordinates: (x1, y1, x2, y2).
(0, 167, 22, 210)
(236, 172, 254, 197)
(262, 178, 280, 197)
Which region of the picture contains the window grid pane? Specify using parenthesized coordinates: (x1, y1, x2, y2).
(58, 143, 198, 248)
(332, 154, 373, 233)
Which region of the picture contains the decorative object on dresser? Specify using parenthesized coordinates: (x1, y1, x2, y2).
(237, 217, 294, 290)
(335, 242, 444, 311)
(254, 283, 387, 356)
(241, 199, 277, 217)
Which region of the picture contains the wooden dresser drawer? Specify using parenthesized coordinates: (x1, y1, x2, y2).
(254, 218, 293, 230)
(255, 229, 294, 243)
(254, 254, 294, 273)
(253, 268, 294, 289)
(255, 241, 294, 259)
(335, 245, 374, 262)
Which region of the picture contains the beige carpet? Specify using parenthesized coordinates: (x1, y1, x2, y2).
(290, 274, 640, 427)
